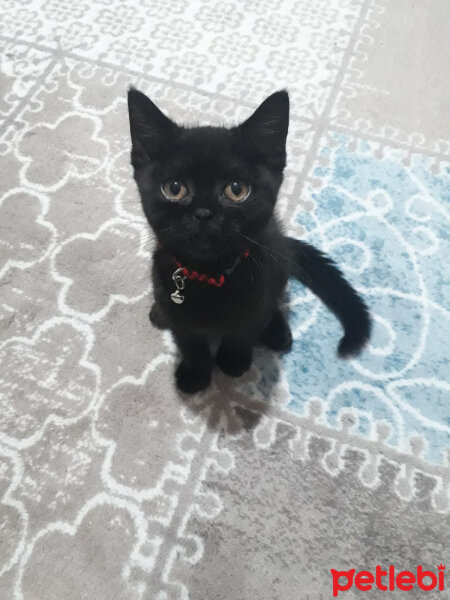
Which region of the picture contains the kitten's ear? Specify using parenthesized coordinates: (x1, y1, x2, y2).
(239, 90, 289, 170)
(127, 87, 177, 167)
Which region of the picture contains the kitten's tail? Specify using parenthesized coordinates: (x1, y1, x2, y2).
(286, 237, 371, 357)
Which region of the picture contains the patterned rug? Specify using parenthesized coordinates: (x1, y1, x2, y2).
(0, 1, 449, 599)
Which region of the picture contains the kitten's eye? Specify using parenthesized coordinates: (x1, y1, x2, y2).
(161, 180, 188, 201)
(224, 181, 250, 202)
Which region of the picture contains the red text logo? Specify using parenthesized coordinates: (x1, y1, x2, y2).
(330, 565, 445, 597)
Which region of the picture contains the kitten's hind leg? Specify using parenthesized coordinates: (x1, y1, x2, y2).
(149, 302, 169, 330)
(217, 337, 253, 377)
(261, 310, 293, 352)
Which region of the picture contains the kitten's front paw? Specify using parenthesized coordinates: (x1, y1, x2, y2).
(216, 345, 252, 377)
(175, 362, 211, 394)
(149, 303, 169, 330)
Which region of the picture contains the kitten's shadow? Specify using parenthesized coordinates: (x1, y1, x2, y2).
(178, 346, 283, 435)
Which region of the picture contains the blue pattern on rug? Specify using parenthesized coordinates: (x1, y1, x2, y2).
(283, 133, 450, 464)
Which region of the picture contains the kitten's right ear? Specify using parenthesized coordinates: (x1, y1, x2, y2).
(127, 87, 176, 167)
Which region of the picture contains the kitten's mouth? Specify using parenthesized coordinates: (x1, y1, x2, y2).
(194, 236, 213, 249)
(186, 232, 233, 260)
(189, 237, 216, 255)
(189, 229, 216, 249)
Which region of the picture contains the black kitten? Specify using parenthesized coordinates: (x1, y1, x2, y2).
(128, 88, 371, 393)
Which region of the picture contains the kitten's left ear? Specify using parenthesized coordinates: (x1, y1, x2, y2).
(127, 87, 177, 167)
(239, 90, 289, 171)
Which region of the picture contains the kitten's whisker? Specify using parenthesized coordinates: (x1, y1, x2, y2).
(239, 232, 298, 272)
(249, 254, 263, 276)
(248, 257, 254, 285)
(248, 250, 264, 272)
(238, 232, 286, 265)
(153, 226, 174, 235)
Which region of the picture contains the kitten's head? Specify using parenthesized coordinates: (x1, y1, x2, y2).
(127, 88, 289, 262)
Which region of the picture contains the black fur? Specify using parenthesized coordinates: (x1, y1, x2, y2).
(128, 88, 371, 393)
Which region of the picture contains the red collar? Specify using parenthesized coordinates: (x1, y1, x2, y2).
(174, 250, 249, 287)
(157, 242, 249, 288)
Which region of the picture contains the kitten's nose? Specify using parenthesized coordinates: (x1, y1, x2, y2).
(194, 208, 212, 221)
